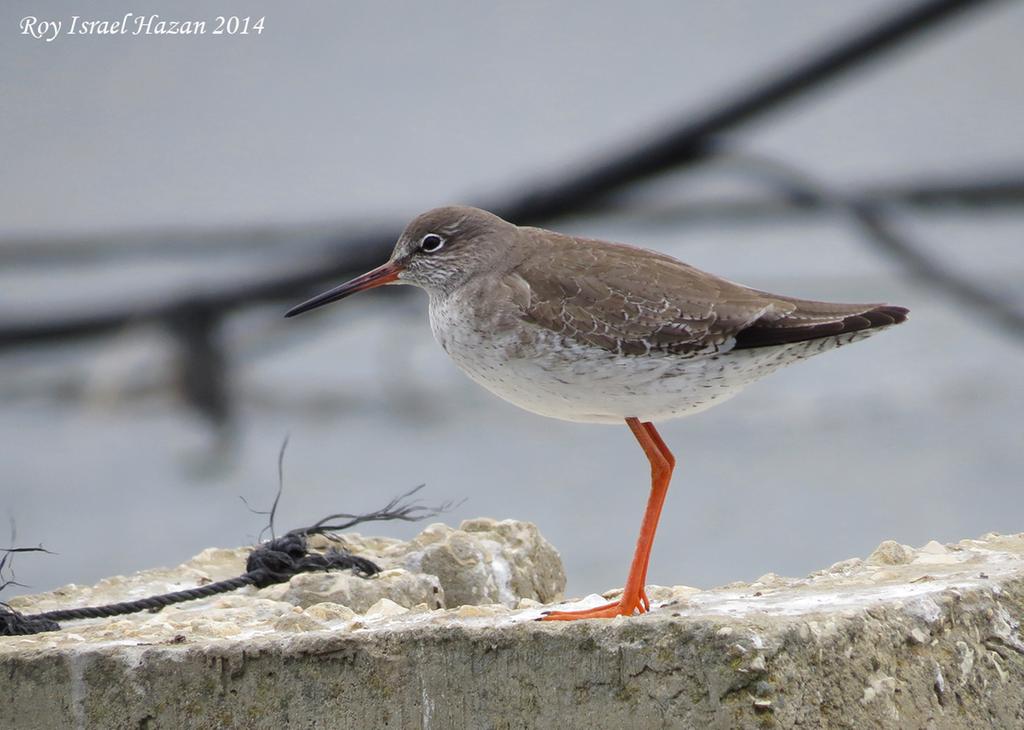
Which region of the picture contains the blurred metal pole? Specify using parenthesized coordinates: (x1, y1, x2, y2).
(498, 0, 1004, 223)
(6, 171, 1024, 267)
(590, 173, 1024, 224)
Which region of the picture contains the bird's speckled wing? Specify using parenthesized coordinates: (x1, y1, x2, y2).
(512, 232, 906, 356)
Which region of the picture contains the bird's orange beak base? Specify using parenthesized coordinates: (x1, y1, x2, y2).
(284, 262, 402, 318)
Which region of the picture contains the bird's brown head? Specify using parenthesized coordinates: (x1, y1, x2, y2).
(285, 206, 516, 317)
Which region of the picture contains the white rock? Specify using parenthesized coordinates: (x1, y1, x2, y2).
(365, 598, 409, 618)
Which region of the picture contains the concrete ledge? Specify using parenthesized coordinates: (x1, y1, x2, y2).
(4, 530, 1024, 728)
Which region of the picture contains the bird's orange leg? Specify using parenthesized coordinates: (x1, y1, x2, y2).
(635, 421, 675, 611)
(541, 417, 675, 621)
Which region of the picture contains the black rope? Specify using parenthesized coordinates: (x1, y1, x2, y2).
(31, 575, 260, 623)
(0, 485, 450, 636)
(0, 533, 376, 636)
(0, 610, 59, 636)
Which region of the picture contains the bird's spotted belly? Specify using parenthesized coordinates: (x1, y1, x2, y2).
(429, 294, 877, 424)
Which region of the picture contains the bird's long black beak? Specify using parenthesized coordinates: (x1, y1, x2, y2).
(284, 261, 403, 318)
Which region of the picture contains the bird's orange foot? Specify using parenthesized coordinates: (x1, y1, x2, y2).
(539, 589, 650, 622)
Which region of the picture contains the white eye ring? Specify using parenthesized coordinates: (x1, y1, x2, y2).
(420, 233, 446, 253)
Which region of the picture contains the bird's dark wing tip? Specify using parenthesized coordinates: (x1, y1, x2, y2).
(733, 304, 908, 350)
(872, 305, 910, 325)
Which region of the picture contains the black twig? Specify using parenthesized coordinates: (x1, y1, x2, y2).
(300, 484, 456, 537)
(1, 539, 61, 634)
(0, 546, 53, 593)
(0, 518, 55, 595)
(239, 436, 291, 542)
(264, 435, 289, 541)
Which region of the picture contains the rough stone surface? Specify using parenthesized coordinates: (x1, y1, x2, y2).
(259, 568, 444, 613)
(4, 530, 1024, 729)
(400, 517, 565, 607)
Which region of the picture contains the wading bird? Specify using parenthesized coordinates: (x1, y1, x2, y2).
(286, 206, 907, 621)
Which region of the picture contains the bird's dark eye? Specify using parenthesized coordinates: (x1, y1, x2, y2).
(420, 234, 446, 253)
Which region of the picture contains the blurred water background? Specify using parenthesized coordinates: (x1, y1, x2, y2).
(2, 0, 1022, 599)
